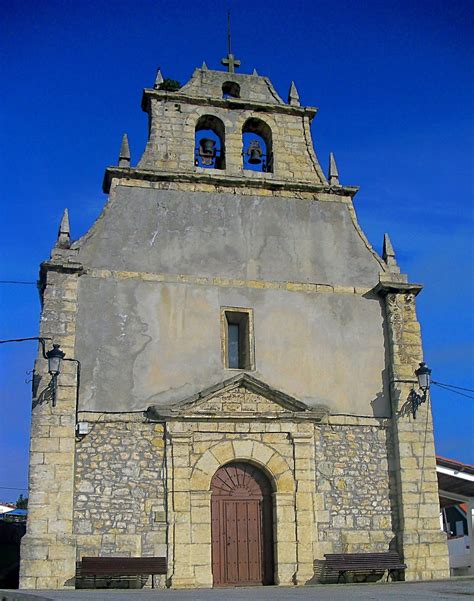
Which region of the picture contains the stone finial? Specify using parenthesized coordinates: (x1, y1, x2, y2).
(328, 152, 340, 186)
(382, 233, 401, 273)
(288, 81, 300, 106)
(201, 61, 208, 70)
(154, 68, 164, 88)
(56, 209, 71, 249)
(118, 134, 131, 167)
(252, 68, 258, 76)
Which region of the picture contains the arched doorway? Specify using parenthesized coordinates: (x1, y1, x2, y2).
(211, 461, 274, 587)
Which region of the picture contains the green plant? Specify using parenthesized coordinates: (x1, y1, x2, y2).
(16, 494, 28, 509)
(159, 78, 181, 92)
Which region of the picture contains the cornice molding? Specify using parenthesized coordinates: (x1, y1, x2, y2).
(373, 281, 423, 297)
(141, 88, 318, 119)
(103, 166, 359, 197)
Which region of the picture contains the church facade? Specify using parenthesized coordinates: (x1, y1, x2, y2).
(20, 56, 449, 589)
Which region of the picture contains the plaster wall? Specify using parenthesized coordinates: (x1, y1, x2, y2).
(74, 275, 389, 414)
(76, 187, 382, 287)
(74, 186, 387, 415)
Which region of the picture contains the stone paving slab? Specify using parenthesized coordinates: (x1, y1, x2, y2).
(2, 579, 474, 601)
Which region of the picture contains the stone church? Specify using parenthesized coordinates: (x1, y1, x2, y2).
(20, 53, 449, 589)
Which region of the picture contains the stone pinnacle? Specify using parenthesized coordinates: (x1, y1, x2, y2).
(382, 233, 400, 272)
(288, 81, 300, 106)
(252, 68, 258, 76)
(154, 68, 164, 88)
(328, 152, 340, 186)
(201, 61, 208, 70)
(383, 233, 395, 261)
(56, 208, 71, 249)
(118, 133, 131, 167)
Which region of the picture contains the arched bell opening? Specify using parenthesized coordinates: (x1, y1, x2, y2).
(242, 118, 273, 173)
(195, 115, 226, 169)
(222, 81, 240, 99)
(210, 461, 275, 587)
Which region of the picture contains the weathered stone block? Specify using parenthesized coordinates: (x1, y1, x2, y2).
(190, 505, 211, 524)
(208, 442, 233, 465)
(251, 443, 275, 464)
(195, 450, 220, 475)
(231, 439, 255, 458)
(191, 523, 211, 544)
(267, 453, 288, 477)
(21, 545, 48, 561)
(31, 438, 60, 453)
(343, 530, 370, 544)
(21, 559, 53, 578)
(275, 541, 297, 563)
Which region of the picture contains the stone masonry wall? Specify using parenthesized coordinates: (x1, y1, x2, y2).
(20, 266, 80, 589)
(383, 288, 450, 579)
(73, 416, 398, 569)
(314, 424, 396, 555)
(74, 417, 166, 559)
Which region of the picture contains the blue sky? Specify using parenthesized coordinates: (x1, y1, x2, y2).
(1, 0, 473, 501)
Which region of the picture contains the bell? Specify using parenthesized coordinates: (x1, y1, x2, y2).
(199, 138, 216, 157)
(248, 148, 262, 164)
(247, 140, 263, 164)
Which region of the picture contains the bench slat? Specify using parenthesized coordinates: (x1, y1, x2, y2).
(80, 557, 166, 576)
(323, 552, 406, 583)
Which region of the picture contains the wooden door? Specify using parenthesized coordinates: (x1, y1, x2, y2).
(211, 462, 274, 587)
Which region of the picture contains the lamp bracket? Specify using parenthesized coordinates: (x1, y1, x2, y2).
(38, 337, 51, 360)
(409, 388, 428, 419)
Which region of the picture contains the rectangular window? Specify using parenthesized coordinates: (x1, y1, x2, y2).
(228, 322, 240, 368)
(221, 307, 254, 371)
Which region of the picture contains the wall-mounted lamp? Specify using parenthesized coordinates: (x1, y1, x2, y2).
(410, 362, 432, 419)
(0, 336, 81, 421)
(45, 343, 65, 377)
(38, 339, 65, 406)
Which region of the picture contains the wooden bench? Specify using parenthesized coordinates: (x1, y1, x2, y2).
(76, 557, 167, 589)
(324, 552, 406, 583)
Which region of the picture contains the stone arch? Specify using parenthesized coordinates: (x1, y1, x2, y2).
(195, 114, 226, 169)
(190, 439, 294, 493)
(242, 117, 273, 173)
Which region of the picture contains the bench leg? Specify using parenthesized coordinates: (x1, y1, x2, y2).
(388, 569, 398, 582)
(337, 571, 347, 583)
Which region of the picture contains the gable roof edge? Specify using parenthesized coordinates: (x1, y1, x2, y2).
(145, 373, 331, 420)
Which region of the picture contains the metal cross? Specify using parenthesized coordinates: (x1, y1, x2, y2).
(221, 12, 240, 73)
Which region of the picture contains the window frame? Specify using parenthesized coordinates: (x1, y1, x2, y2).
(220, 306, 255, 371)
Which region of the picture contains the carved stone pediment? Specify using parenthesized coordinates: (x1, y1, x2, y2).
(145, 373, 329, 421)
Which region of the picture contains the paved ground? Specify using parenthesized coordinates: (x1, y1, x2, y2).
(2, 579, 473, 601)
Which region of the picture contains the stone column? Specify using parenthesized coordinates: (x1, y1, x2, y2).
(189, 490, 213, 587)
(379, 281, 449, 580)
(20, 262, 82, 589)
(273, 492, 297, 585)
(291, 430, 316, 584)
(167, 429, 195, 588)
